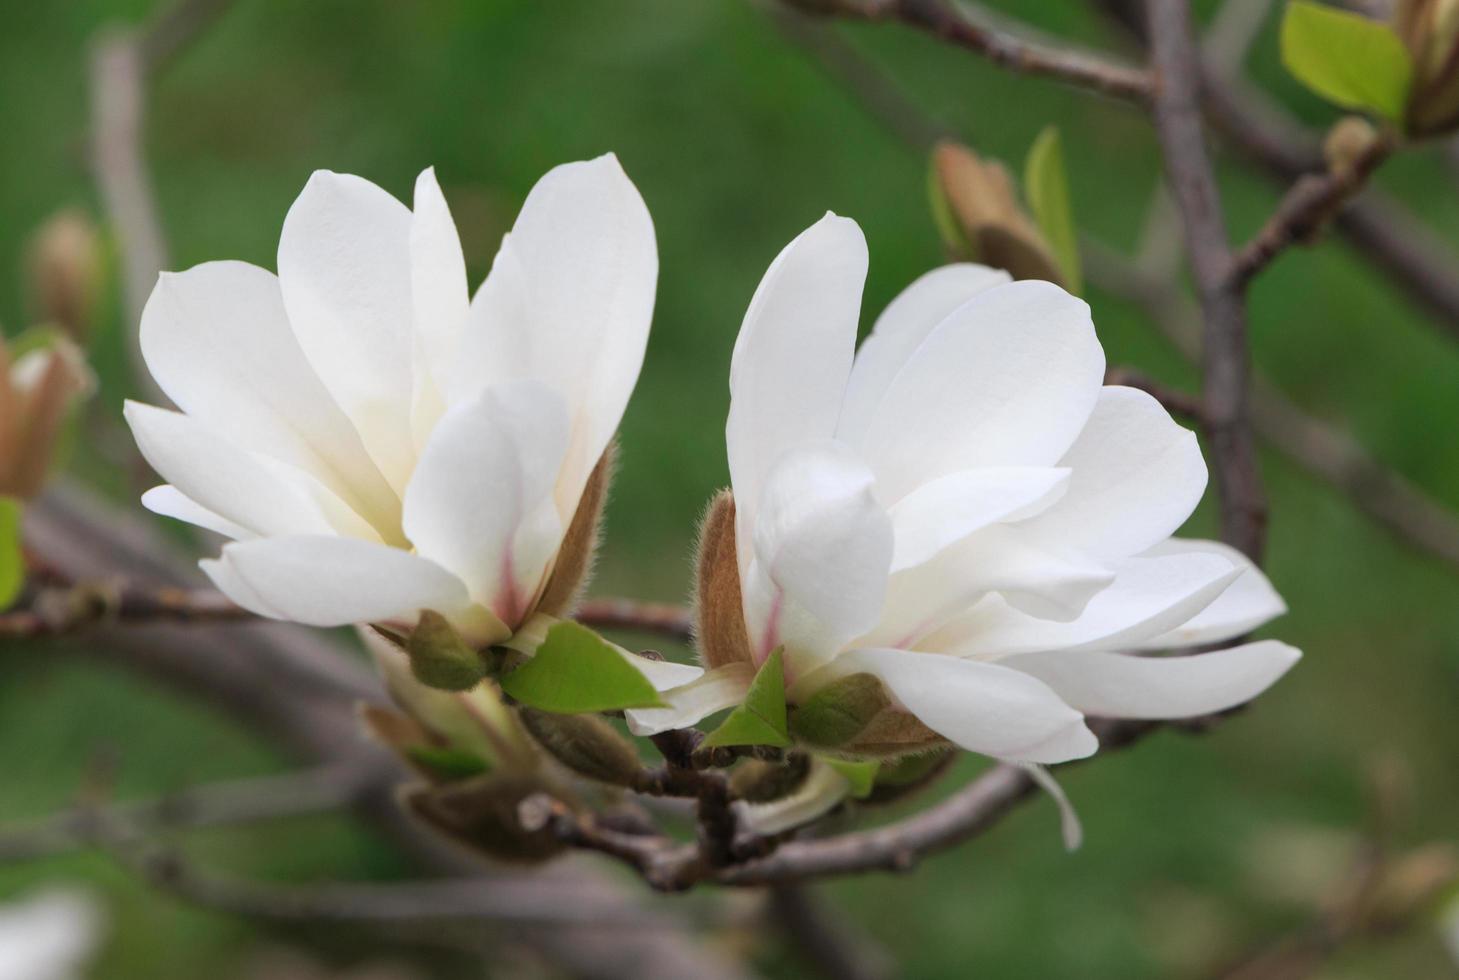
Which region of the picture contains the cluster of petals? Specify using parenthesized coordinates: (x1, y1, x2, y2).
(125, 155, 655, 645)
(694, 213, 1300, 766)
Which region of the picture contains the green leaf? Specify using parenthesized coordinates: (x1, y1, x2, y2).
(499, 620, 663, 713)
(1023, 126, 1081, 294)
(825, 758, 879, 799)
(702, 647, 791, 748)
(404, 745, 492, 780)
(0, 498, 23, 611)
(1280, 0, 1412, 120)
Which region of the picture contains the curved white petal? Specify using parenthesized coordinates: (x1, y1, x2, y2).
(140, 485, 253, 541)
(889, 466, 1070, 572)
(1021, 386, 1206, 560)
(726, 213, 867, 572)
(409, 168, 470, 447)
(866, 525, 1114, 649)
(210, 536, 470, 628)
(735, 759, 852, 836)
(199, 550, 283, 619)
(743, 441, 892, 672)
(928, 549, 1242, 659)
(807, 647, 1097, 764)
(403, 380, 570, 625)
(625, 662, 755, 736)
(838, 263, 1010, 442)
(125, 401, 346, 540)
(1002, 640, 1301, 720)
(138, 260, 400, 537)
(854, 280, 1105, 503)
(1132, 539, 1289, 649)
(278, 170, 416, 491)
(458, 154, 656, 517)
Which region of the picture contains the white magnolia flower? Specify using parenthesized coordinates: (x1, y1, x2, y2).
(657, 214, 1299, 776)
(125, 155, 655, 644)
(0, 888, 104, 980)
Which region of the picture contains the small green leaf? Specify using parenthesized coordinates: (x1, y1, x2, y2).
(825, 758, 879, 799)
(499, 620, 663, 713)
(1280, 0, 1412, 120)
(702, 647, 791, 748)
(0, 498, 23, 611)
(407, 610, 487, 691)
(1023, 126, 1081, 294)
(405, 744, 492, 780)
(789, 672, 890, 748)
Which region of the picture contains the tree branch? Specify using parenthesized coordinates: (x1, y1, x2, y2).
(782, 0, 1152, 103)
(1145, 0, 1267, 562)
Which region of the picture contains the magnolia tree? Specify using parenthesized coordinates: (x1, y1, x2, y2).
(6, 0, 1459, 976)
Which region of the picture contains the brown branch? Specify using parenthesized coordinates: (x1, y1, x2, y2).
(1104, 366, 1206, 422)
(575, 597, 694, 643)
(1145, 0, 1267, 562)
(0, 582, 250, 638)
(1228, 137, 1394, 290)
(1086, 239, 1459, 571)
(782, 0, 1152, 103)
(0, 764, 377, 862)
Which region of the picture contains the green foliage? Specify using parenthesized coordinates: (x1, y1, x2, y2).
(1023, 126, 1082, 293)
(825, 758, 879, 799)
(0, 497, 23, 611)
(404, 744, 492, 781)
(499, 621, 663, 713)
(702, 647, 791, 748)
(789, 672, 890, 748)
(1280, 0, 1412, 120)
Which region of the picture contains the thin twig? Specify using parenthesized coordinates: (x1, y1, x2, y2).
(0, 764, 379, 862)
(783, 0, 1152, 103)
(1145, 0, 1267, 562)
(575, 597, 694, 643)
(0, 582, 250, 638)
(1105, 366, 1206, 422)
(1229, 137, 1394, 290)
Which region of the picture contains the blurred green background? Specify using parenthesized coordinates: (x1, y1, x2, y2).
(2, 0, 1457, 977)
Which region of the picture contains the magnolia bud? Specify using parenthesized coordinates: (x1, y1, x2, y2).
(693, 490, 754, 669)
(400, 775, 566, 863)
(1397, 0, 1459, 135)
(843, 708, 948, 759)
(25, 210, 102, 341)
(407, 610, 488, 691)
(930, 141, 1065, 285)
(1324, 116, 1383, 177)
(517, 707, 642, 786)
(729, 753, 811, 803)
(788, 673, 890, 749)
(0, 333, 95, 500)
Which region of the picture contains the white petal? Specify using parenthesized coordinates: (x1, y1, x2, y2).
(278, 170, 417, 491)
(625, 662, 755, 736)
(140, 485, 253, 541)
(804, 648, 1097, 764)
(1023, 764, 1083, 851)
(1021, 386, 1206, 560)
(742, 441, 892, 672)
(458, 154, 656, 517)
(928, 549, 1242, 659)
(1132, 539, 1288, 648)
(200, 551, 282, 619)
(1002, 640, 1302, 720)
(838, 263, 1010, 442)
(402, 380, 570, 625)
(735, 759, 852, 836)
(125, 401, 341, 539)
(866, 525, 1114, 649)
(854, 280, 1105, 503)
(409, 168, 470, 445)
(889, 466, 1070, 572)
(211, 536, 470, 628)
(726, 213, 867, 572)
(138, 261, 401, 537)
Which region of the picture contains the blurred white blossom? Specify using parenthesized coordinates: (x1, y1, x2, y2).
(0, 888, 104, 980)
